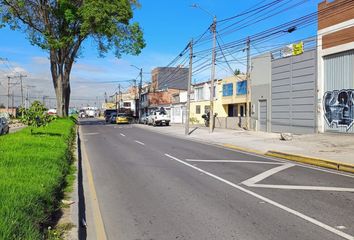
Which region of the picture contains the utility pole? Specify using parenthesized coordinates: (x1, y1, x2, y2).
(209, 16, 217, 133)
(246, 37, 251, 129)
(19, 74, 27, 107)
(138, 68, 142, 121)
(7, 76, 10, 111)
(118, 84, 121, 112)
(185, 39, 193, 135)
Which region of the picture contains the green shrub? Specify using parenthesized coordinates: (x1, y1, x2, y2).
(18, 101, 55, 130)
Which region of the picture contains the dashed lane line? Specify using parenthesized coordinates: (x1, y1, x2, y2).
(164, 153, 354, 240)
(135, 140, 145, 146)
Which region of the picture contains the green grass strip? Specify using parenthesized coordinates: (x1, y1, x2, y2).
(0, 118, 76, 239)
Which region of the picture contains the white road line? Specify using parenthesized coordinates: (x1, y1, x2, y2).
(241, 164, 295, 185)
(83, 132, 99, 136)
(135, 140, 145, 146)
(186, 159, 283, 165)
(164, 153, 354, 240)
(247, 184, 354, 192)
(241, 164, 354, 192)
(120, 133, 126, 137)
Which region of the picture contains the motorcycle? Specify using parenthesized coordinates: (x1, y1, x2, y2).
(201, 112, 210, 127)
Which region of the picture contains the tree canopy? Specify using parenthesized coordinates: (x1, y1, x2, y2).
(0, 0, 145, 116)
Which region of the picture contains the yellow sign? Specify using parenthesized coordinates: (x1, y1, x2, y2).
(102, 102, 116, 109)
(292, 42, 304, 56)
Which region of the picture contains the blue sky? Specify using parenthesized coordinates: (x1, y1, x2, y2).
(0, 0, 321, 107)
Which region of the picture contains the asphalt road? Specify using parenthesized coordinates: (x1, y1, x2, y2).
(80, 118, 354, 240)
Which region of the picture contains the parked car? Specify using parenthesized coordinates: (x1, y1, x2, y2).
(104, 109, 117, 122)
(147, 109, 170, 126)
(116, 113, 129, 124)
(79, 109, 87, 118)
(86, 109, 95, 118)
(0, 117, 9, 135)
(47, 108, 57, 115)
(109, 113, 117, 124)
(139, 113, 149, 124)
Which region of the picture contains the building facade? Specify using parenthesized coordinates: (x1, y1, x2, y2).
(151, 67, 189, 91)
(317, 0, 354, 133)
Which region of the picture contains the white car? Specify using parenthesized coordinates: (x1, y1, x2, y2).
(147, 109, 170, 126)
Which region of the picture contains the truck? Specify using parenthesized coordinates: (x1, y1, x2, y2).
(147, 108, 170, 126)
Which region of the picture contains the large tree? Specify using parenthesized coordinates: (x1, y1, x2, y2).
(0, 0, 145, 117)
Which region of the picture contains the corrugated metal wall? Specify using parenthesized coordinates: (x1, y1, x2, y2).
(271, 50, 317, 134)
(323, 50, 354, 133)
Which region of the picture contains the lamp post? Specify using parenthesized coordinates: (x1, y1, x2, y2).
(191, 4, 217, 133)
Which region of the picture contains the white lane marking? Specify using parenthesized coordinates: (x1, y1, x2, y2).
(83, 132, 99, 136)
(164, 153, 354, 240)
(120, 133, 126, 137)
(241, 164, 354, 192)
(242, 164, 295, 185)
(186, 159, 283, 165)
(135, 140, 145, 146)
(247, 184, 354, 192)
(337, 226, 347, 230)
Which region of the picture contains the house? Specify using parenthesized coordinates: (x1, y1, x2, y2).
(140, 66, 190, 118)
(190, 79, 226, 124)
(170, 91, 187, 124)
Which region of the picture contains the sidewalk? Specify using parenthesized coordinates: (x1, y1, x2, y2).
(135, 123, 354, 173)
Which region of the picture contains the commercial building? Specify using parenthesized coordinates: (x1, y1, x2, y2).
(317, 0, 354, 133)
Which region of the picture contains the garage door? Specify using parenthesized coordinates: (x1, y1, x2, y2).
(271, 49, 317, 134)
(323, 50, 354, 133)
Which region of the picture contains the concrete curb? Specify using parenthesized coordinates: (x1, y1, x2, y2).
(222, 144, 265, 156)
(266, 151, 354, 174)
(66, 127, 79, 240)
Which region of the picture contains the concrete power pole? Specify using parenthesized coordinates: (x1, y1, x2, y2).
(7, 76, 11, 111)
(209, 16, 217, 133)
(185, 39, 193, 135)
(246, 37, 251, 129)
(19, 74, 27, 107)
(138, 68, 142, 121)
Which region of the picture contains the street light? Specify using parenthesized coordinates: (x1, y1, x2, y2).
(191, 3, 217, 133)
(130, 64, 143, 122)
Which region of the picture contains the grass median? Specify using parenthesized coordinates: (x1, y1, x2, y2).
(0, 118, 76, 239)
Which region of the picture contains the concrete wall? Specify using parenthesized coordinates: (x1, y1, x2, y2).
(215, 117, 247, 129)
(250, 53, 272, 132)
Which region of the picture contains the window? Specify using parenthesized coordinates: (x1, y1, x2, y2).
(223, 83, 233, 96)
(236, 80, 247, 95)
(209, 86, 216, 98)
(196, 105, 201, 114)
(123, 102, 131, 108)
(204, 105, 210, 113)
(195, 87, 204, 101)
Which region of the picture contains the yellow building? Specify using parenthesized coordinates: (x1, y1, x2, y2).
(221, 75, 247, 117)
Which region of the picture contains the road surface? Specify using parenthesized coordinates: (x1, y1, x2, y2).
(79, 119, 354, 240)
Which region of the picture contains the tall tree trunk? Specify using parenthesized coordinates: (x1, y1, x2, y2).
(50, 49, 72, 118)
(54, 72, 71, 118)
